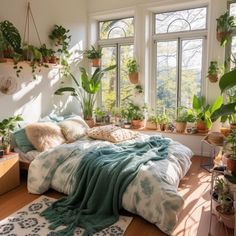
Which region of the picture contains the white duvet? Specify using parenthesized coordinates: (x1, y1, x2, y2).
(28, 134, 192, 235)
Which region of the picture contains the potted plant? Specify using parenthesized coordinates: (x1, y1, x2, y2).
(207, 61, 220, 83)
(127, 103, 145, 129)
(156, 113, 169, 131)
(0, 115, 23, 154)
(121, 104, 133, 128)
(175, 107, 195, 133)
(84, 46, 102, 67)
(224, 131, 236, 172)
(127, 59, 139, 84)
(95, 107, 105, 124)
(192, 95, 223, 133)
(111, 107, 122, 126)
(216, 11, 235, 47)
(39, 44, 54, 63)
(146, 115, 157, 130)
(55, 65, 116, 128)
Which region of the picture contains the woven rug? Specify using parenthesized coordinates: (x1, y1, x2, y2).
(0, 196, 133, 236)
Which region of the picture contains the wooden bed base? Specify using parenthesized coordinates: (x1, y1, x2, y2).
(19, 160, 30, 171)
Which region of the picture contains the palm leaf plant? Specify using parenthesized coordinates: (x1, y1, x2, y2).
(55, 65, 116, 121)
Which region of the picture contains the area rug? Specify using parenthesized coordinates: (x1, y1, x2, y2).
(0, 196, 133, 236)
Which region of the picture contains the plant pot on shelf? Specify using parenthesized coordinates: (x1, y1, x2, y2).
(3, 144, 11, 155)
(196, 120, 209, 134)
(216, 205, 235, 229)
(230, 124, 236, 131)
(176, 122, 187, 133)
(85, 119, 95, 128)
(208, 74, 218, 83)
(91, 58, 101, 67)
(128, 72, 139, 84)
(146, 121, 157, 130)
(131, 120, 144, 129)
(227, 157, 236, 172)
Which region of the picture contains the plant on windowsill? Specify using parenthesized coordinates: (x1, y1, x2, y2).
(54, 65, 116, 128)
(84, 45, 102, 67)
(95, 107, 105, 124)
(127, 59, 139, 84)
(146, 109, 157, 130)
(175, 107, 195, 133)
(0, 115, 23, 155)
(224, 131, 236, 172)
(216, 11, 235, 47)
(207, 61, 220, 83)
(156, 112, 169, 131)
(192, 95, 223, 134)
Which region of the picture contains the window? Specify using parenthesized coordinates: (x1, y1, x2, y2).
(98, 18, 135, 111)
(154, 7, 207, 117)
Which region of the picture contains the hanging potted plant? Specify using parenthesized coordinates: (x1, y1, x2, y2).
(216, 11, 234, 47)
(84, 46, 102, 67)
(55, 65, 116, 128)
(39, 44, 54, 63)
(207, 61, 220, 83)
(127, 59, 139, 84)
(0, 115, 23, 155)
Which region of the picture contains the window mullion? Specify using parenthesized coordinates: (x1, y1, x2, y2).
(116, 43, 120, 107)
(177, 38, 182, 109)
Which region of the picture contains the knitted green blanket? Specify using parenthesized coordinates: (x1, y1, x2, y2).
(41, 135, 170, 236)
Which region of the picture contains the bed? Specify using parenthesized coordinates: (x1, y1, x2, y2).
(26, 133, 193, 235)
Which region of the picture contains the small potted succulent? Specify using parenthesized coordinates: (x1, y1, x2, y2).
(207, 61, 220, 83)
(127, 59, 139, 84)
(84, 45, 102, 67)
(216, 11, 234, 47)
(0, 115, 23, 154)
(175, 107, 195, 133)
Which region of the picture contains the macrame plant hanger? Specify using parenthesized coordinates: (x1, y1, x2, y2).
(23, 1, 42, 60)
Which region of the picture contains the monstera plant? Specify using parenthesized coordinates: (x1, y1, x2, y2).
(55, 65, 116, 127)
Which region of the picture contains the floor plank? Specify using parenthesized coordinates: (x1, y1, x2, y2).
(0, 157, 234, 236)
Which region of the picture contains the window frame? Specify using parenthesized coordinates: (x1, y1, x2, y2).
(151, 6, 208, 113)
(97, 18, 135, 108)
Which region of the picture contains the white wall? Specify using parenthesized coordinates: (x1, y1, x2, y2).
(0, 0, 87, 122)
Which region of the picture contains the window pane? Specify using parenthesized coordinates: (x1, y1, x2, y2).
(99, 18, 134, 39)
(181, 39, 203, 107)
(155, 7, 207, 34)
(230, 3, 236, 24)
(156, 41, 178, 118)
(120, 45, 134, 106)
(101, 47, 117, 111)
(230, 36, 236, 69)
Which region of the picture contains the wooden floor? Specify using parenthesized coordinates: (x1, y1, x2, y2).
(0, 156, 234, 236)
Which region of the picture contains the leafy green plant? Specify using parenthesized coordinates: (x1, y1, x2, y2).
(84, 46, 102, 59)
(39, 44, 54, 61)
(156, 112, 169, 125)
(225, 131, 236, 160)
(0, 20, 22, 54)
(207, 61, 220, 82)
(0, 115, 23, 148)
(147, 115, 157, 124)
(0, 32, 7, 53)
(13, 52, 23, 77)
(216, 11, 235, 46)
(55, 65, 116, 119)
(134, 84, 143, 94)
(127, 59, 138, 74)
(121, 103, 145, 121)
(176, 107, 195, 123)
(192, 95, 223, 129)
(95, 107, 105, 119)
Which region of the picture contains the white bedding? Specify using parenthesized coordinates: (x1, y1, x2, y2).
(28, 134, 193, 235)
(14, 147, 40, 163)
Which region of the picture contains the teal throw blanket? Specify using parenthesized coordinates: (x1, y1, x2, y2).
(41, 135, 170, 236)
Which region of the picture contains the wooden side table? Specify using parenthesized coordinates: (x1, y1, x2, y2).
(0, 152, 20, 195)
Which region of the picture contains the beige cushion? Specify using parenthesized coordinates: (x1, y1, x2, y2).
(59, 117, 89, 143)
(25, 122, 66, 152)
(87, 125, 138, 143)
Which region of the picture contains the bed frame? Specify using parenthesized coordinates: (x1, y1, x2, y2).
(19, 160, 30, 171)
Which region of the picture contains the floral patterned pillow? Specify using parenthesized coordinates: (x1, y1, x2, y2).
(87, 125, 138, 143)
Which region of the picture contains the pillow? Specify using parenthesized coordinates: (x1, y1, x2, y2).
(25, 122, 66, 152)
(13, 128, 36, 153)
(87, 125, 138, 143)
(59, 117, 89, 143)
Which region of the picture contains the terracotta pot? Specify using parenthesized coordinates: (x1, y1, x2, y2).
(196, 120, 209, 134)
(43, 56, 50, 63)
(146, 121, 157, 130)
(230, 124, 236, 131)
(220, 127, 230, 137)
(216, 31, 231, 44)
(4, 145, 11, 155)
(91, 58, 101, 67)
(216, 205, 235, 229)
(208, 74, 218, 83)
(128, 72, 139, 84)
(227, 158, 236, 172)
(160, 124, 166, 131)
(85, 119, 95, 128)
(176, 122, 187, 133)
(131, 120, 144, 129)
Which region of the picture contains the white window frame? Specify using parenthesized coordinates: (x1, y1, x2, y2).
(97, 18, 134, 107)
(151, 6, 208, 112)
